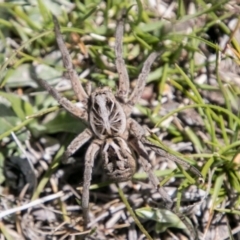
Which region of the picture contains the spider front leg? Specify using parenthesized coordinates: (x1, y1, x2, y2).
(52, 15, 88, 103)
(62, 128, 92, 163)
(115, 19, 130, 102)
(37, 78, 87, 120)
(82, 141, 100, 228)
(128, 51, 161, 105)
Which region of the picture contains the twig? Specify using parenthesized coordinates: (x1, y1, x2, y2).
(117, 183, 154, 240)
(0, 191, 63, 219)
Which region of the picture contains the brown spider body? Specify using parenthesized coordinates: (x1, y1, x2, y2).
(89, 87, 127, 138)
(89, 86, 136, 181)
(37, 15, 202, 229)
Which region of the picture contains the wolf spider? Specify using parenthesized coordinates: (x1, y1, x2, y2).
(37, 15, 202, 228)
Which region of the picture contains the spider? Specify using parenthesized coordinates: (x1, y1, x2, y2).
(37, 15, 202, 229)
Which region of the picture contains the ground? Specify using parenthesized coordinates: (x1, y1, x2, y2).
(1, 0, 240, 239)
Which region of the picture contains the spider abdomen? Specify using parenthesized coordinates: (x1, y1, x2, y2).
(102, 137, 136, 182)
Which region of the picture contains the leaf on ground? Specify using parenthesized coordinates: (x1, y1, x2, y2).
(0, 104, 20, 134)
(0, 103, 30, 143)
(34, 64, 63, 85)
(0, 153, 5, 184)
(4, 64, 37, 88)
(136, 207, 186, 233)
(0, 91, 34, 119)
(44, 111, 86, 134)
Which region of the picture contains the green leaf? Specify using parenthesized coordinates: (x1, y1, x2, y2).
(44, 111, 86, 134)
(0, 103, 32, 142)
(0, 91, 34, 120)
(211, 174, 224, 212)
(137, 21, 164, 32)
(0, 152, 5, 184)
(133, 33, 152, 50)
(35, 64, 62, 83)
(13, 5, 41, 30)
(0, 118, 33, 140)
(0, 104, 20, 134)
(136, 207, 186, 233)
(37, 0, 51, 23)
(4, 64, 36, 88)
(0, 30, 52, 88)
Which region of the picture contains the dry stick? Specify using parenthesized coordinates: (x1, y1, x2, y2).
(88, 204, 126, 228)
(117, 183, 153, 240)
(0, 191, 63, 219)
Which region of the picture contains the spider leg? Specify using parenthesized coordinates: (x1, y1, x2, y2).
(82, 141, 100, 229)
(62, 128, 93, 163)
(142, 138, 203, 179)
(130, 136, 199, 240)
(37, 78, 88, 120)
(129, 137, 173, 206)
(128, 118, 202, 178)
(52, 15, 88, 103)
(115, 19, 129, 102)
(128, 51, 161, 105)
(127, 119, 172, 204)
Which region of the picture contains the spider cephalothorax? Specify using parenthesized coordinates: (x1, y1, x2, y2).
(37, 15, 202, 230)
(89, 87, 127, 139)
